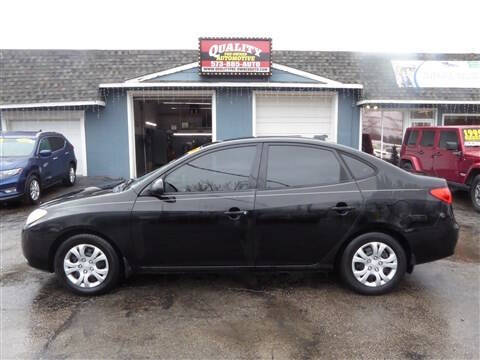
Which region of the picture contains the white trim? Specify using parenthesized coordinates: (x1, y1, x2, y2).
(332, 92, 339, 143)
(79, 112, 88, 176)
(125, 62, 199, 83)
(100, 81, 363, 89)
(252, 92, 257, 137)
(0, 100, 105, 110)
(358, 108, 363, 151)
(212, 91, 217, 142)
(442, 113, 480, 125)
(271, 63, 345, 86)
(126, 92, 136, 179)
(357, 99, 480, 105)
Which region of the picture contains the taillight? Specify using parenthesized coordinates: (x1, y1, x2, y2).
(429, 187, 452, 205)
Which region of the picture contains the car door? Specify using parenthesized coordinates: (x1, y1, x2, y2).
(417, 129, 436, 174)
(36, 137, 55, 186)
(433, 129, 461, 182)
(131, 144, 261, 268)
(49, 136, 67, 180)
(253, 143, 363, 266)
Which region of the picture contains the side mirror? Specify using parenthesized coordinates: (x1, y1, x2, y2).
(445, 141, 458, 151)
(39, 149, 52, 157)
(150, 178, 165, 196)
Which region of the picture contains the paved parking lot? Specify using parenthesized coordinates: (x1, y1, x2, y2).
(1, 177, 479, 359)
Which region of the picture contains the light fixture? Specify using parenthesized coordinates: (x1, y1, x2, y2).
(173, 133, 212, 137)
(366, 105, 371, 109)
(145, 121, 157, 127)
(171, 107, 177, 110)
(373, 105, 378, 110)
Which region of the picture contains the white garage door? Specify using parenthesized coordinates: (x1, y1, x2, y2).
(2, 111, 86, 175)
(254, 92, 337, 142)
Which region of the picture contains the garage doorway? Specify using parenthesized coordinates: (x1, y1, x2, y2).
(132, 94, 213, 176)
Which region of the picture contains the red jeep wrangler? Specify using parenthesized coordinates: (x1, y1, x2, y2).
(400, 126, 480, 212)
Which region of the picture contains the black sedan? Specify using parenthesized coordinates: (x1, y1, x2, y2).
(22, 137, 459, 296)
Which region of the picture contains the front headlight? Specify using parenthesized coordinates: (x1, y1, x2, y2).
(26, 208, 47, 226)
(0, 168, 23, 180)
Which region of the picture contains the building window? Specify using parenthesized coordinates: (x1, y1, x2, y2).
(362, 108, 436, 162)
(443, 114, 480, 126)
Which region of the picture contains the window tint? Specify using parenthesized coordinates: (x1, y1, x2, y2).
(341, 154, 375, 180)
(420, 130, 435, 147)
(439, 131, 459, 149)
(407, 130, 419, 145)
(38, 138, 52, 152)
(50, 137, 65, 151)
(266, 146, 346, 189)
(165, 146, 256, 193)
(403, 130, 410, 145)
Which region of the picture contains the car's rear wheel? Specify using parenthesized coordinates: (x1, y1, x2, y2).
(401, 161, 413, 172)
(54, 234, 120, 295)
(24, 175, 41, 205)
(64, 164, 76, 186)
(470, 175, 480, 213)
(340, 232, 407, 295)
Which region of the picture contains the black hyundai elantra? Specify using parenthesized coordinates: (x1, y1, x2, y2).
(22, 137, 459, 296)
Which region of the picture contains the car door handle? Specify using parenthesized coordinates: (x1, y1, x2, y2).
(417, 150, 424, 155)
(330, 204, 355, 215)
(53, 156, 58, 160)
(433, 152, 442, 156)
(159, 195, 176, 203)
(224, 208, 248, 219)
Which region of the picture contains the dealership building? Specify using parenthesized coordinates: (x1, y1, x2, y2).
(1, 42, 479, 179)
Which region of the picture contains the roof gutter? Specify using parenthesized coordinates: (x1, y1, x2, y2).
(99, 82, 363, 89)
(0, 100, 106, 110)
(357, 99, 480, 105)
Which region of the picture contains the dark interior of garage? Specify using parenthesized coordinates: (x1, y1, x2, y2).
(133, 96, 212, 176)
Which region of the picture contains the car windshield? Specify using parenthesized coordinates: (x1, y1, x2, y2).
(0, 137, 36, 157)
(462, 128, 480, 147)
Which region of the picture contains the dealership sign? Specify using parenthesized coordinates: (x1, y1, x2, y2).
(199, 38, 272, 76)
(391, 60, 480, 88)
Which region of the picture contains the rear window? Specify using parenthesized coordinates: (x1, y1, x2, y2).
(341, 154, 376, 180)
(407, 130, 419, 145)
(462, 128, 480, 147)
(439, 131, 459, 149)
(420, 130, 435, 147)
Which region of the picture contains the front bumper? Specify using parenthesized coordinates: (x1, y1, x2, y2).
(21, 225, 53, 272)
(0, 175, 24, 201)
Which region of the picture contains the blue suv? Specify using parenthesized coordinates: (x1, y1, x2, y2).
(0, 131, 77, 204)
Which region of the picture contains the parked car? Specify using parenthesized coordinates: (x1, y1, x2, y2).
(22, 137, 458, 296)
(400, 126, 480, 212)
(0, 131, 77, 204)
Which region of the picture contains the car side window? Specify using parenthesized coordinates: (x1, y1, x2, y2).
(38, 138, 52, 152)
(439, 131, 459, 149)
(50, 137, 65, 151)
(407, 130, 419, 145)
(420, 130, 435, 147)
(265, 145, 348, 189)
(164, 146, 257, 193)
(341, 154, 376, 180)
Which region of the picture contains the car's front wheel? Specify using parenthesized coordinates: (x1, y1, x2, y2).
(340, 232, 407, 295)
(24, 174, 41, 205)
(64, 164, 76, 186)
(54, 234, 121, 295)
(470, 175, 480, 213)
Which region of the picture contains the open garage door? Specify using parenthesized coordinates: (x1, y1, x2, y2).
(2, 111, 87, 175)
(254, 92, 337, 142)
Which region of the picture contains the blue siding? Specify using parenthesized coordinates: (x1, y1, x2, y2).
(215, 89, 253, 140)
(84, 93, 130, 178)
(337, 91, 360, 149)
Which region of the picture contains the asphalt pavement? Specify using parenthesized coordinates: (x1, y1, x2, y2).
(1, 177, 479, 359)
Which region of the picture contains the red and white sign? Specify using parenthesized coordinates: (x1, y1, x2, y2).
(199, 38, 272, 76)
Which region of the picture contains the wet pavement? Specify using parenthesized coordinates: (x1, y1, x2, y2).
(1, 178, 479, 359)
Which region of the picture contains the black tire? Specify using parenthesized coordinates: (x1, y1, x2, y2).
(470, 175, 480, 213)
(54, 234, 121, 296)
(339, 232, 407, 295)
(23, 174, 41, 205)
(401, 161, 413, 172)
(63, 163, 76, 186)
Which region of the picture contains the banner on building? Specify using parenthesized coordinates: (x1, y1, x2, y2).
(199, 38, 272, 76)
(391, 60, 480, 88)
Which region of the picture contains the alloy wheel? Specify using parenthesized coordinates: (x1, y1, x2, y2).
(30, 179, 40, 201)
(69, 166, 76, 184)
(475, 183, 480, 206)
(63, 244, 109, 288)
(351, 242, 398, 287)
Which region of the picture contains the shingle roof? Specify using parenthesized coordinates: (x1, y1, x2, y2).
(1, 49, 479, 106)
